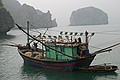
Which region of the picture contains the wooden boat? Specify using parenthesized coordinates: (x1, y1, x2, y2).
(14, 22, 119, 72)
(17, 38, 96, 71)
(79, 64, 118, 72)
(18, 49, 95, 71)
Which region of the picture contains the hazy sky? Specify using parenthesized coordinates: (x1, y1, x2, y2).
(17, 0, 120, 26)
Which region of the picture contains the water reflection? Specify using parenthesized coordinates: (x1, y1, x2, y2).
(0, 34, 15, 40)
(21, 63, 118, 80)
(0, 34, 16, 80)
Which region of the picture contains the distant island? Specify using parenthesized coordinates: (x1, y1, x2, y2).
(2, 0, 57, 28)
(0, 0, 14, 35)
(69, 6, 108, 26)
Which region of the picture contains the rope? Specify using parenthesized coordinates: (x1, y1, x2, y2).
(16, 24, 79, 59)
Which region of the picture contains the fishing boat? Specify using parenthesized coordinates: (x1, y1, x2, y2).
(14, 22, 119, 72)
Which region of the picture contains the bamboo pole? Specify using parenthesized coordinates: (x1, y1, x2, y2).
(92, 42, 120, 55)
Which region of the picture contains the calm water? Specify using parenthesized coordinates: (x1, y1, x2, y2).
(0, 25, 120, 80)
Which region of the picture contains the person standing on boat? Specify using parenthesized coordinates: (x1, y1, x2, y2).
(33, 42, 38, 51)
(26, 43, 31, 49)
(78, 37, 81, 43)
(78, 43, 90, 57)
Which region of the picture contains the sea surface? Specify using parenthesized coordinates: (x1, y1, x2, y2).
(0, 25, 120, 80)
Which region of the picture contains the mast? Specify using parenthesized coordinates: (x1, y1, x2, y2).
(26, 21, 30, 47)
(85, 31, 89, 54)
(85, 31, 88, 50)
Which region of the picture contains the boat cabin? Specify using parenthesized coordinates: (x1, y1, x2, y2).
(44, 42, 90, 60)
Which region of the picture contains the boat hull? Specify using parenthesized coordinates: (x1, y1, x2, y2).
(18, 49, 95, 71)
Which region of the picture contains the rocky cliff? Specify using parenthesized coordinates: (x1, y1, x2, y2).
(2, 0, 57, 28)
(0, 0, 14, 35)
(69, 6, 108, 26)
